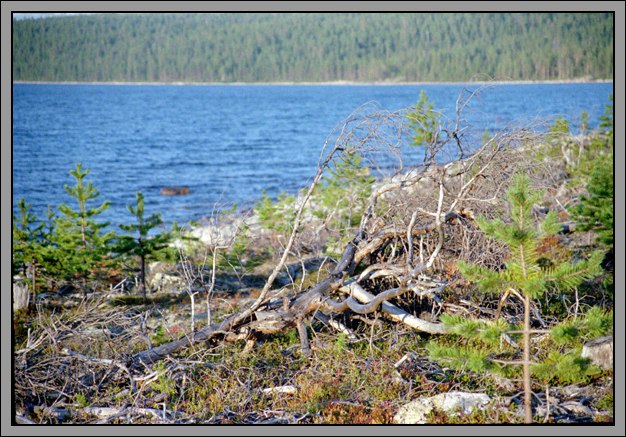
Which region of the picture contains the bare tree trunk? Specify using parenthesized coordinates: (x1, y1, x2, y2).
(31, 260, 37, 307)
(523, 292, 533, 424)
(140, 254, 146, 301)
(207, 246, 219, 327)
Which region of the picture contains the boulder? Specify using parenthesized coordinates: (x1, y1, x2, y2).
(581, 336, 613, 370)
(160, 186, 190, 196)
(147, 262, 184, 292)
(148, 261, 177, 276)
(149, 272, 185, 293)
(559, 400, 593, 417)
(394, 391, 491, 424)
(188, 218, 243, 247)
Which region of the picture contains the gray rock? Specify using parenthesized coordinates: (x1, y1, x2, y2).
(13, 278, 30, 311)
(188, 217, 246, 247)
(394, 391, 491, 424)
(147, 261, 177, 276)
(147, 262, 184, 292)
(560, 400, 593, 417)
(149, 272, 185, 293)
(581, 336, 613, 370)
(560, 384, 584, 398)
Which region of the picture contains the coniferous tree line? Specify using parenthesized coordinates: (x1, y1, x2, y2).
(12, 12, 613, 83)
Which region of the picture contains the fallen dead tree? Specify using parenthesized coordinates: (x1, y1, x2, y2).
(130, 93, 543, 369)
(131, 218, 453, 367)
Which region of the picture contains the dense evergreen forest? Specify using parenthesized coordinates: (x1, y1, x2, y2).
(12, 12, 613, 83)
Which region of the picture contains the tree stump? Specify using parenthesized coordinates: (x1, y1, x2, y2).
(13, 278, 30, 311)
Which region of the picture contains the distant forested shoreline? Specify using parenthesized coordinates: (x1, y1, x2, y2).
(12, 12, 613, 83)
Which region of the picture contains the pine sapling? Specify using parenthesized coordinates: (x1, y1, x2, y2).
(312, 152, 374, 256)
(116, 192, 174, 300)
(441, 173, 603, 423)
(569, 153, 614, 246)
(12, 198, 45, 305)
(52, 163, 115, 290)
(407, 90, 440, 148)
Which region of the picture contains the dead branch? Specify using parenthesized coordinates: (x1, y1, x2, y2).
(313, 311, 358, 341)
(127, 98, 523, 366)
(340, 282, 449, 334)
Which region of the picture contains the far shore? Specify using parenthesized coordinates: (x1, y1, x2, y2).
(12, 78, 613, 86)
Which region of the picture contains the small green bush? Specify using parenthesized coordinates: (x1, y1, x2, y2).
(115, 191, 176, 298)
(429, 173, 603, 423)
(569, 153, 614, 245)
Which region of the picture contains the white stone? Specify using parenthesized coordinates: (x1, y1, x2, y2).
(188, 217, 248, 247)
(394, 391, 491, 424)
(149, 272, 185, 293)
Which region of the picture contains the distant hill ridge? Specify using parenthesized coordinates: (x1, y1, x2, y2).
(12, 12, 614, 83)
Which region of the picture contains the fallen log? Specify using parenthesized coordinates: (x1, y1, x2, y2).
(132, 231, 363, 368)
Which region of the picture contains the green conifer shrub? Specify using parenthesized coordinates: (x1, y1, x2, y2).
(312, 152, 374, 257)
(406, 90, 440, 148)
(115, 191, 176, 299)
(598, 94, 613, 136)
(548, 116, 570, 137)
(568, 94, 614, 247)
(427, 173, 604, 423)
(47, 163, 116, 291)
(12, 198, 46, 303)
(569, 153, 614, 246)
(256, 190, 298, 234)
(255, 152, 373, 259)
(13, 198, 43, 276)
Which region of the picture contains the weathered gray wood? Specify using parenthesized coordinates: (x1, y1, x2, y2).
(13, 278, 30, 311)
(129, 210, 450, 367)
(343, 282, 449, 334)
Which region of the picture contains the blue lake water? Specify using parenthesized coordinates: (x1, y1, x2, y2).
(12, 82, 613, 229)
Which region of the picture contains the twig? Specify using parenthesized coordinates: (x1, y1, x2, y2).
(406, 210, 419, 269)
(394, 352, 418, 369)
(60, 347, 136, 393)
(426, 177, 445, 268)
(313, 312, 358, 341)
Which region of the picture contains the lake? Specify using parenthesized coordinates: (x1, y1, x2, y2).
(12, 82, 613, 229)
